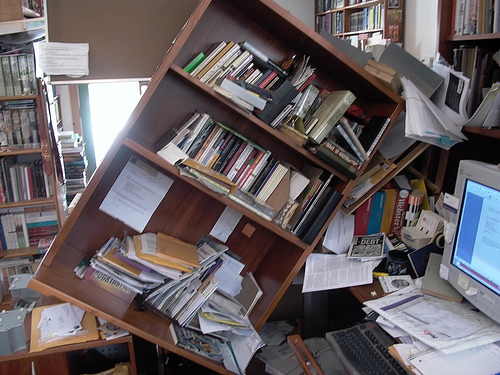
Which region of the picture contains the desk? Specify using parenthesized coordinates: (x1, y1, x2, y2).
(0, 294, 137, 375)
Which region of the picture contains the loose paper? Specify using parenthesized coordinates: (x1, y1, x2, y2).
(99, 157, 173, 232)
(37, 42, 89, 77)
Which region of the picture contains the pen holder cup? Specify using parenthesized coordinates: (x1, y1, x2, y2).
(386, 250, 409, 275)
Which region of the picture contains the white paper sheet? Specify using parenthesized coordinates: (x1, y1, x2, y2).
(37, 42, 89, 77)
(302, 253, 374, 293)
(99, 157, 173, 232)
(323, 210, 355, 255)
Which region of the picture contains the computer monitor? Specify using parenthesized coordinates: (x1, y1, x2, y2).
(441, 159, 500, 325)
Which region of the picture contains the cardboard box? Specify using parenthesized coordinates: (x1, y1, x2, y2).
(0, 0, 23, 22)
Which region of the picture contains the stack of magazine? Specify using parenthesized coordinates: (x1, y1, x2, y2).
(76, 234, 265, 373)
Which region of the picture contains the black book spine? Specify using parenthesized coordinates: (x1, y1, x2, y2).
(215, 137, 244, 174)
(301, 190, 343, 244)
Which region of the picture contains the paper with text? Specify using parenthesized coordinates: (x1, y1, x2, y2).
(99, 157, 173, 232)
(302, 253, 373, 293)
(37, 42, 89, 77)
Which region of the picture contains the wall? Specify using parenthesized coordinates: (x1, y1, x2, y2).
(273, 0, 315, 29)
(275, 0, 438, 63)
(404, 0, 438, 64)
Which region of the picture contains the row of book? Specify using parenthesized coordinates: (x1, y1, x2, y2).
(156, 110, 345, 243)
(183, 40, 317, 125)
(59, 132, 87, 206)
(317, 10, 344, 35)
(0, 156, 50, 204)
(352, 174, 428, 239)
(0, 204, 58, 250)
(349, 3, 384, 32)
(316, 0, 345, 13)
(452, 45, 500, 116)
(0, 54, 38, 97)
(452, 0, 499, 36)
(76, 234, 264, 373)
(0, 99, 40, 150)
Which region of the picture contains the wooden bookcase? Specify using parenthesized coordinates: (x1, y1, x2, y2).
(29, 0, 404, 372)
(0, 79, 67, 255)
(437, 0, 500, 192)
(315, 0, 404, 49)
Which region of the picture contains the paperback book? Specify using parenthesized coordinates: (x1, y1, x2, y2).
(347, 233, 388, 260)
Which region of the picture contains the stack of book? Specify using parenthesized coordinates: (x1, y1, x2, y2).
(0, 204, 58, 250)
(0, 54, 38, 97)
(0, 156, 49, 203)
(0, 99, 40, 150)
(156, 111, 300, 221)
(183, 40, 317, 119)
(314, 115, 391, 179)
(59, 131, 88, 206)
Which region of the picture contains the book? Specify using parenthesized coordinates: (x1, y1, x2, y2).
(357, 116, 391, 157)
(366, 191, 386, 235)
(322, 138, 363, 170)
(228, 189, 275, 220)
(183, 52, 206, 74)
(421, 253, 463, 302)
(347, 233, 386, 260)
(83, 267, 137, 304)
(380, 188, 397, 234)
(337, 116, 368, 162)
(354, 195, 372, 235)
(214, 77, 267, 110)
(307, 90, 356, 144)
(390, 175, 412, 236)
(189, 41, 228, 77)
(315, 144, 360, 179)
(291, 173, 334, 236)
(301, 189, 343, 244)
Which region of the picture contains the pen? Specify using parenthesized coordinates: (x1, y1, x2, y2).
(373, 271, 388, 278)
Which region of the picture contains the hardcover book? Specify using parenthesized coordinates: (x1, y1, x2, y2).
(307, 90, 356, 144)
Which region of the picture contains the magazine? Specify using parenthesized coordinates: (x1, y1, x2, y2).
(347, 233, 387, 260)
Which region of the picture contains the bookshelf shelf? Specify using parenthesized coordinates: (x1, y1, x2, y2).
(437, 0, 500, 193)
(315, 0, 404, 48)
(0, 17, 45, 36)
(0, 78, 67, 253)
(30, 0, 404, 372)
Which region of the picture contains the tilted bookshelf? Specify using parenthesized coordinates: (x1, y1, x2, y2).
(29, 0, 404, 372)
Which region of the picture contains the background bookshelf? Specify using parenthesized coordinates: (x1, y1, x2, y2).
(315, 0, 404, 50)
(29, 0, 405, 372)
(437, 0, 500, 193)
(0, 78, 67, 255)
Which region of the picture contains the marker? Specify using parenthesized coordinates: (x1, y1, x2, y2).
(373, 271, 389, 278)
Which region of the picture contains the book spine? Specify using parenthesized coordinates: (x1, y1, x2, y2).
(390, 187, 410, 236)
(366, 191, 385, 235)
(337, 117, 368, 161)
(323, 139, 362, 169)
(315, 146, 358, 179)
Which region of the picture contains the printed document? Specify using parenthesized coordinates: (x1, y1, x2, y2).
(302, 253, 373, 292)
(365, 287, 500, 353)
(100, 156, 173, 232)
(37, 42, 89, 77)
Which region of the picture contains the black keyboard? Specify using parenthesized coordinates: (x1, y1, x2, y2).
(325, 322, 408, 375)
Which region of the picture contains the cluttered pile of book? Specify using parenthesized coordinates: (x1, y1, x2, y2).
(181, 39, 393, 181)
(156, 111, 344, 244)
(75, 234, 265, 373)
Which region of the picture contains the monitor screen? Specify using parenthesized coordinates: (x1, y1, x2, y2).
(452, 179, 500, 296)
(442, 160, 500, 325)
